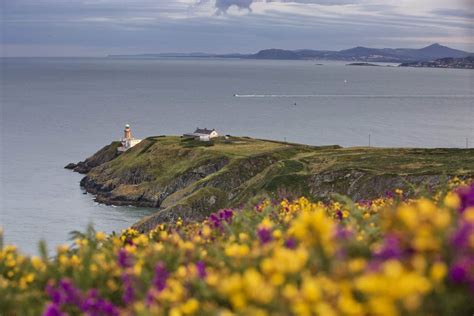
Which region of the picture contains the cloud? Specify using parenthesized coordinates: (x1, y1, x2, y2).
(432, 8, 474, 19)
(214, 0, 254, 14)
(1, 0, 473, 56)
(209, 0, 362, 14)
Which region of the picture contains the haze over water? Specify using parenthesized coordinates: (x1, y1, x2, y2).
(1, 57, 473, 254)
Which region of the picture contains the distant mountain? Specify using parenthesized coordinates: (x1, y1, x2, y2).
(245, 44, 472, 62)
(415, 43, 469, 59)
(399, 56, 474, 69)
(108, 44, 472, 63)
(249, 49, 300, 60)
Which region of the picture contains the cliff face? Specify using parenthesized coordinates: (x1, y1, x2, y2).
(68, 136, 474, 232)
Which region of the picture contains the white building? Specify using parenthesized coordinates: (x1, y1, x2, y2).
(118, 124, 142, 152)
(183, 128, 219, 141)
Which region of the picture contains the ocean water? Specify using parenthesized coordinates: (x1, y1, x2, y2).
(1, 58, 473, 254)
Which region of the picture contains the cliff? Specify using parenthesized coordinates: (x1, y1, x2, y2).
(68, 136, 474, 232)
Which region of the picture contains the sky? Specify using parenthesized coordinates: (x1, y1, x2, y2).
(1, 0, 473, 56)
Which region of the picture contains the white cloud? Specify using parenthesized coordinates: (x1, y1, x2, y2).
(2, 0, 473, 56)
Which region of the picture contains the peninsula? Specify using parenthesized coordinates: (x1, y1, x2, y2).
(67, 136, 474, 232)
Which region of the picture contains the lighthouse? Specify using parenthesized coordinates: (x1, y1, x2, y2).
(124, 124, 132, 139)
(118, 124, 142, 152)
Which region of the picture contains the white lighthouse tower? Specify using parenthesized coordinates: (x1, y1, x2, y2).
(118, 124, 142, 152)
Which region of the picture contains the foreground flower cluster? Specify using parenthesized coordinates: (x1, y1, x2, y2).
(1, 181, 474, 315)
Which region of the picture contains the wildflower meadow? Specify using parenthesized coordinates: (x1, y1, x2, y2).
(1, 180, 474, 315)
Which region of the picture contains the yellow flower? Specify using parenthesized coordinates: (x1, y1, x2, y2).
(430, 262, 447, 282)
(314, 303, 337, 316)
(169, 307, 182, 316)
(239, 233, 249, 242)
(301, 277, 321, 303)
(133, 262, 143, 276)
(70, 255, 80, 267)
(444, 191, 460, 209)
(202, 225, 212, 238)
(230, 292, 247, 309)
(75, 238, 89, 248)
(132, 234, 149, 247)
(31, 256, 46, 271)
(338, 294, 364, 315)
(95, 231, 107, 241)
(397, 205, 417, 229)
(259, 217, 273, 229)
(272, 229, 282, 239)
(180, 298, 199, 314)
(290, 206, 334, 253)
(58, 255, 69, 267)
(348, 258, 366, 273)
(463, 207, 474, 223)
(282, 284, 298, 300)
(224, 243, 249, 258)
(57, 244, 69, 254)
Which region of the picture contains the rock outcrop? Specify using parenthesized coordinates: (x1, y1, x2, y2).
(65, 142, 121, 174)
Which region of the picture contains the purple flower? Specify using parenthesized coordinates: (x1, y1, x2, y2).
(45, 280, 119, 316)
(221, 209, 234, 222)
(117, 249, 132, 268)
(358, 200, 373, 208)
(209, 214, 221, 228)
(385, 191, 394, 199)
(375, 234, 403, 260)
(450, 262, 468, 283)
(152, 262, 169, 292)
(457, 183, 474, 213)
(121, 273, 134, 304)
(209, 209, 234, 229)
(257, 227, 272, 244)
(46, 283, 63, 305)
(284, 238, 297, 249)
(196, 261, 207, 279)
(335, 227, 353, 240)
(43, 303, 65, 316)
(82, 289, 119, 316)
(59, 279, 82, 306)
(451, 222, 474, 249)
(336, 210, 343, 221)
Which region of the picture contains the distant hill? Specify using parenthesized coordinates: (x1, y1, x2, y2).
(108, 44, 472, 63)
(245, 44, 472, 62)
(250, 49, 300, 60)
(399, 56, 474, 69)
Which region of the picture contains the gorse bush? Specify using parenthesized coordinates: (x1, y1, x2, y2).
(1, 179, 474, 316)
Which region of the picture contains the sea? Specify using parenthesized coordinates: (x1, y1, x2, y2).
(1, 57, 473, 254)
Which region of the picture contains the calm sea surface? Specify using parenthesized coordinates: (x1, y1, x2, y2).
(1, 58, 473, 254)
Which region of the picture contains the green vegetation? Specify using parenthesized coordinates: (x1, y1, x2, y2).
(76, 136, 474, 231)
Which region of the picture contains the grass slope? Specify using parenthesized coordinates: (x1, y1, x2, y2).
(78, 136, 474, 231)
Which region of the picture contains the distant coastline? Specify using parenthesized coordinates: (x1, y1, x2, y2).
(399, 56, 474, 69)
(108, 43, 473, 65)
